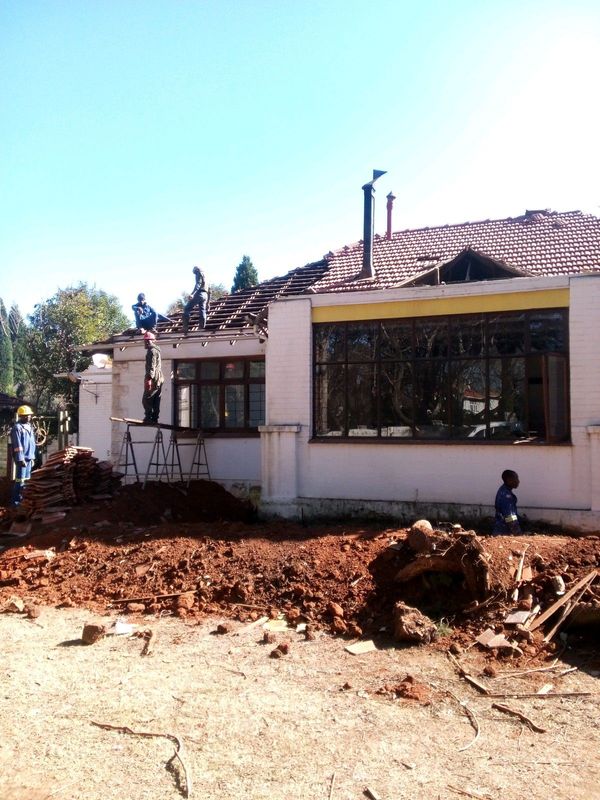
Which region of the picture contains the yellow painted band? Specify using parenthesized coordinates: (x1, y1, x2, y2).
(312, 288, 569, 323)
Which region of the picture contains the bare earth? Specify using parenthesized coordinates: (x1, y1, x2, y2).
(1, 477, 599, 799)
(1, 606, 599, 800)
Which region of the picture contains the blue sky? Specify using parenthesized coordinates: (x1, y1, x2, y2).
(2, 0, 599, 322)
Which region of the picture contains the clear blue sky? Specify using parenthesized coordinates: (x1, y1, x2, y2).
(2, 0, 599, 322)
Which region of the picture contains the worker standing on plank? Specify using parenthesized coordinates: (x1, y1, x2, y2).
(10, 405, 37, 506)
(492, 469, 522, 534)
(142, 331, 164, 424)
(182, 266, 209, 335)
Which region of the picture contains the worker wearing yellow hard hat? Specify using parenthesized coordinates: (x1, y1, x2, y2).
(11, 404, 37, 506)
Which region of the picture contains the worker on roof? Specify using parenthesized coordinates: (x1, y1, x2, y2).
(132, 293, 171, 333)
(142, 331, 164, 424)
(10, 405, 37, 506)
(182, 266, 209, 335)
(492, 469, 522, 535)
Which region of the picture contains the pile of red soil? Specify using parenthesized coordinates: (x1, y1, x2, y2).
(1, 480, 599, 665)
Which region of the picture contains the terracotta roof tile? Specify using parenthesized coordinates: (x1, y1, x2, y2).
(311, 210, 600, 293)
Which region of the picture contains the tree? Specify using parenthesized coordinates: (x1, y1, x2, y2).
(231, 255, 258, 294)
(27, 283, 128, 412)
(0, 299, 14, 394)
(9, 304, 30, 398)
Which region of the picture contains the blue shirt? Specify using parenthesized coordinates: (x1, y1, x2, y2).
(493, 484, 520, 534)
(11, 422, 36, 462)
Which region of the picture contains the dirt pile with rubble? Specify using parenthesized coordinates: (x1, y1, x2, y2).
(1, 478, 599, 664)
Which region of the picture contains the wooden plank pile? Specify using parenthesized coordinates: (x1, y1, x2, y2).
(20, 447, 118, 514)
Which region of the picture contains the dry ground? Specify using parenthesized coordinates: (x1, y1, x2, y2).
(1, 606, 599, 800)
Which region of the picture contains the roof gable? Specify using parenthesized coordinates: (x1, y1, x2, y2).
(401, 247, 531, 287)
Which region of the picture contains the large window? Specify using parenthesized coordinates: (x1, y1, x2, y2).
(175, 358, 265, 433)
(313, 310, 569, 442)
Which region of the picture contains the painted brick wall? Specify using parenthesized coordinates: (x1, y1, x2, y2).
(263, 274, 600, 519)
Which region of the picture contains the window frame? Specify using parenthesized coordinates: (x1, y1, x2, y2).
(312, 309, 570, 444)
(173, 356, 265, 435)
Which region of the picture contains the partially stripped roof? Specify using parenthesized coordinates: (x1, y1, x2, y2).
(128, 260, 329, 340)
(311, 209, 600, 294)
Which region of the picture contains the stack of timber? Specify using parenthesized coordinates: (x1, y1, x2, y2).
(20, 447, 120, 515)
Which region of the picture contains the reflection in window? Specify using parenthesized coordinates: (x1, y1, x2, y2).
(225, 385, 244, 427)
(175, 358, 265, 432)
(313, 309, 569, 442)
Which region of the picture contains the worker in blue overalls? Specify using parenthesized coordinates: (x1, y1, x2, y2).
(10, 405, 37, 506)
(492, 469, 522, 534)
(132, 293, 171, 333)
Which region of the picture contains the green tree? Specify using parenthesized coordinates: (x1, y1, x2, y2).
(231, 255, 259, 294)
(0, 299, 15, 394)
(9, 304, 30, 397)
(27, 283, 128, 412)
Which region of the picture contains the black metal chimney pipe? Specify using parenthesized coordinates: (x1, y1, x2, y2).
(360, 170, 386, 279)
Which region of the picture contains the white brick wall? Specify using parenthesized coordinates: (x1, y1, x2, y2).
(262, 273, 600, 524)
(109, 337, 262, 485)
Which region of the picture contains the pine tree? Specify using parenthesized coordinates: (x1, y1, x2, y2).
(231, 255, 259, 294)
(0, 299, 15, 394)
(9, 304, 30, 397)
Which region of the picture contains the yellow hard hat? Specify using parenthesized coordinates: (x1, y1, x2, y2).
(17, 405, 34, 416)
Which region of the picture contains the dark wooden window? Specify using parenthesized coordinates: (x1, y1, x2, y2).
(313, 309, 569, 443)
(174, 357, 265, 433)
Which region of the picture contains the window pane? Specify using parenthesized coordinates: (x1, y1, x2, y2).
(249, 384, 265, 427)
(314, 323, 345, 363)
(199, 361, 219, 379)
(545, 353, 569, 441)
(224, 361, 244, 379)
(380, 362, 413, 437)
(414, 319, 448, 358)
(177, 384, 198, 428)
(529, 311, 566, 353)
(347, 364, 377, 435)
(450, 316, 484, 357)
(347, 322, 378, 362)
(224, 384, 244, 427)
(176, 362, 196, 380)
(200, 385, 220, 428)
(450, 360, 486, 438)
(249, 360, 265, 378)
(488, 358, 526, 438)
(488, 313, 526, 356)
(380, 320, 412, 361)
(314, 364, 345, 436)
(413, 361, 449, 438)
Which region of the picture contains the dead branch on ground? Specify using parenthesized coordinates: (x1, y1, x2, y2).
(90, 721, 191, 798)
(491, 702, 547, 733)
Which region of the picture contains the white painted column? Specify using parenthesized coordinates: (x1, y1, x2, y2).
(586, 426, 600, 511)
(259, 424, 301, 501)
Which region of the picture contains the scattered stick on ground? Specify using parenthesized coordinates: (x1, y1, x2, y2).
(328, 771, 336, 800)
(447, 651, 490, 695)
(138, 628, 155, 656)
(492, 702, 547, 733)
(447, 784, 493, 800)
(90, 721, 191, 798)
(435, 684, 481, 752)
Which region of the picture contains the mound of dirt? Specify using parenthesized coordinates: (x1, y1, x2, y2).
(1, 497, 599, 665)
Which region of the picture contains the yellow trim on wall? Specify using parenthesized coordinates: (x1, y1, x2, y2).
(312, 288, 569, 323)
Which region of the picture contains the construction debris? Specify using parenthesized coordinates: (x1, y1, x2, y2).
(81, 622, 106, 644)
(393, 601, 437, 644)
(17, 447, 121, 516)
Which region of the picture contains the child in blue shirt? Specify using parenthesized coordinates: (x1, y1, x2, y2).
(493, 469, 522, 534)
